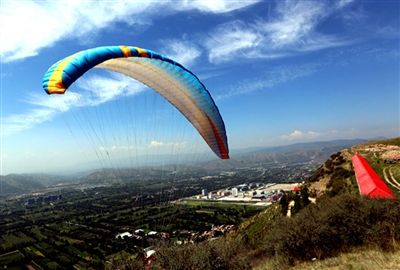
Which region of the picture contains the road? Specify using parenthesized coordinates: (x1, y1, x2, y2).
(383, 167, 400, 191)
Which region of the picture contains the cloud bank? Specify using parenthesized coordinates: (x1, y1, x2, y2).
(0, 0, 259, 62)
(281, 130, 320, 141)
(206, 0, 354, 63)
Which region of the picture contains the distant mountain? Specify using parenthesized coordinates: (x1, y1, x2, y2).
(200, 139, 367, 171)
(0, 138, 368, 193)
(0, 174, 75, 195)
(71, 139, 369, 172)
(78, 138, 367, 184)
(233, 139, 367, 154)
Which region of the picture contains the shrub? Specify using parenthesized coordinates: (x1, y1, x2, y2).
(154, 238, 250, 270)
(147, 194, 399, 269)
(263, 194, 400, 264)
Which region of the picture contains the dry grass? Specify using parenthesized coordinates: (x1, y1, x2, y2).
(255, 246, 400, 270)
(309, 175, 329, 196)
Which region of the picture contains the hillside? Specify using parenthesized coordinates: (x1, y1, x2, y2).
(258, 246, 400, 270)
(152, 193, 400, 269)
(0, 174, 76, 196)
(307, 137, 400, 199)
(151, 137, 400, 270)
(0, 174, 46, 195)
(250, 137, 400, 269)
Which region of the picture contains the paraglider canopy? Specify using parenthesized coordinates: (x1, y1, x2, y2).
(42, 46, 229, 159)
(352, 154, 395, 200)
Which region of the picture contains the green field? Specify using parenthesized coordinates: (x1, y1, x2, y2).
(0, 184, 265, 269)
(0, 250, 25, 266)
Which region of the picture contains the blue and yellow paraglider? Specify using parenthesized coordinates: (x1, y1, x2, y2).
(42, 46, 229, 159)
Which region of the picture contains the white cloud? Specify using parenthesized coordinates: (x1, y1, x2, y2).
(0, 0, 259, 62)
(281, 130, 320, 141)
(206, 21, 262, 63)
(206, 1, 353, 63)
(216, 63, 320, 100)
(337, 0, 355, 8)
(1, 109, 53, 137)
(99, 145, 136, 152)
(76, 74, 145, 105)
(280, 128, 366, 141)
(26, 91, 82, 112)
(95, 141, 188, 156)
(262, 1, 326, 48)
(280, 127, 395, 143)
(1, 73, 145, 136)
(149, 140, 186, 148)
(150, 140, 164, 147)
(160, 39, 201, 67)
(176, 0, 259, 13)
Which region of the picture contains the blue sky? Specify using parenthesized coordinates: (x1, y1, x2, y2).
(1, 0, 399, 174)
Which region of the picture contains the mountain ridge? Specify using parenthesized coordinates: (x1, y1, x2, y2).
(0, 138, 366, 195)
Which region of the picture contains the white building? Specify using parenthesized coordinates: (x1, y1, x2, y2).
(232, 188, 238, 196)
(115, 232, 132, 239)
(135, 229, 145, 235)
(146, 249, 156, 258)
